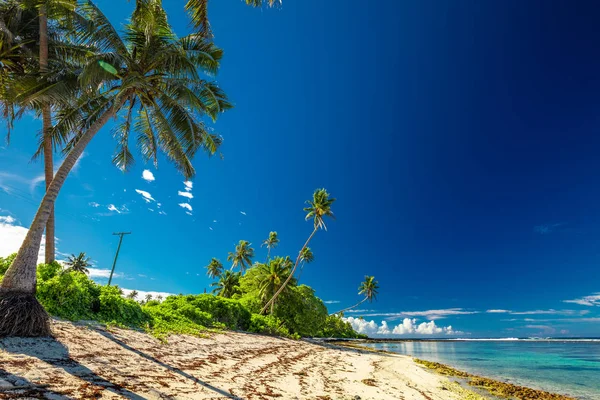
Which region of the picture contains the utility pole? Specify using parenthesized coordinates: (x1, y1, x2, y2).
(108, 232, 131, 286)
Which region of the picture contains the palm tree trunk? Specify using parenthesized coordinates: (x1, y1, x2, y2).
(0, 98, 125, 294)
(39, 4, 55, 264)
(261, 226, 317, 314)
(330, 297, 367, 316)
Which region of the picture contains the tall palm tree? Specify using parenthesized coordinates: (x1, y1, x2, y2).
(205, 257, 223, 279)
(0, 0, 231, 337)
(331, 276, 379, 315)
(261, 189, 335, 314)
(64, 252, 91, 274)
(145, 294, 153, 303)
(126, 290, 138, 300)
(227, 240, 254, 273)
(296, 246, 314, 281)
(257, 256, 295, 314)
(261, 231, 279, 262)
(211, 270, 240, 298)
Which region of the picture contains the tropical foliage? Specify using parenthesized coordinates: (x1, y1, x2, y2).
(227, 240, 254, 272)
(205, 258, 223, 278)
(211, 270, 241, 298)
(64, 252, 92, 274)
(332, 276, 380, 315)
(261, 231, 279, 261)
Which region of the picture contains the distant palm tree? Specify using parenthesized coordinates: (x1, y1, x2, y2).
(64, 252, 91, 274)
(127, 290, 138, 300)
(261, 231, 279, 262)
(145, 294, 153, 303)
(257, 256, 295, 314)
(205, 258, 223, 279)
(211, 270, 240, 298)
(227, 240, 254, 272)
(296, 247, 314, 281)
(262, 189, 335, 313)
(331, 276, 379, 315)
(156, 295, 163, 302)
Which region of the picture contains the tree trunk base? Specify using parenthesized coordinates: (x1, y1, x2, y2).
(0, 292, 51, 337)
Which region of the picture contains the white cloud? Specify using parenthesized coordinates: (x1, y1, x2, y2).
(345, 309, 376, 313)
(510, 309, 588, 316)
(323, 300, 340, 304)
(357, 308, 478, 320)
(135, 189, 155, 203)
(29, 175, 45, 193)
(121, 288, 174, 302)
(183, 181, 193, 191)
(240, 211, 247, 216)
(563, 293, 600, 307)
(108, 204, 120, 213)
(89, 202, 100, 208)
(0, 215, 45, 264)
(87, 268, 122, 279)
(142, 170, 155, 182)
(158, 211, 167, 216)
(178, 191, 194, 199)
(486, 309, 511, 313)
(179, 203, 193, 212)
(344, 317, 462, 336)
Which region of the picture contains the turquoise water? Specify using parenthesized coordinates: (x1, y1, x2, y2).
(362, 339, 600, 400)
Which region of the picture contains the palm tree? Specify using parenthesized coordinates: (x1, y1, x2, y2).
(0, 0, 231, 337)
(261, 231, 279, 262)
(257, 256, 295, 314)
(205, 258, 223, 279)
(156, 295, 163, 302)
(126, 290, 138, 300)
(296, 247, 314, 281)
(331, 276, 379, 315)
(64, 252, 91, 274)
(211, 270, 240, 298)
(261, 189, 335, 314)
(145, 294, 153, 303)
(227, 240, 254, 272)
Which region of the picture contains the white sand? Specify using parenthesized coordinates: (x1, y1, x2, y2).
(0, 320, 463, 399)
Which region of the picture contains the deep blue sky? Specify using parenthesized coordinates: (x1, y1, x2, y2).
(1, 0, 600, 337)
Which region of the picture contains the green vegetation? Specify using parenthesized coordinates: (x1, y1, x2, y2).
(414, 359, 576, 400)
(64, 252, 92, 274)
(0, 253, 363, 341)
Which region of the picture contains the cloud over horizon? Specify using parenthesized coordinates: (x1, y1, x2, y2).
(344, 317, 463, 336)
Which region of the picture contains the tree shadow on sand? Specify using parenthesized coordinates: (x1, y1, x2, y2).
(0, 368, 70, 399)
(0, 336, 146, 399)
(91, 328, 241, 399)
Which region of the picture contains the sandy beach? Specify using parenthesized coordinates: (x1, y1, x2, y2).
(0, 320, 464, 399)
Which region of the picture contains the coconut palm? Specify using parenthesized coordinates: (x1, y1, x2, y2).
(211, 270, 240, 298)
(145, 294, 153, 303)
(0, 0, 231, 337)
(261, 189, 335, 314)
(261, 231, 279, 262)
(257, 256, 295, 314)
(205, 257, 223, 279)
(156, 295, 163, 302)
(64, 252, 91, 274)
(126, 290, 138, 300)
(331, 276, 379, 315)
(296, 246, 314, 281)
(227, 240, 254, 272)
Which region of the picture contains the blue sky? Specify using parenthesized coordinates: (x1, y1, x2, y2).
(2, 0, 600, 338)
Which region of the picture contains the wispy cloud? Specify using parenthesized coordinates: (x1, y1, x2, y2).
(142, 170, 155, 182)
(323, 300, 341, 304)
(87, 268, 122, 279)
(89, 202, 100, 208)
(533, 223, 564, 235)
(240, 211, 247, 216)
(486, 309, 510, 313)
(135, 189, 155, 203)
(179, 203, 193, 212)
(563, 293, 600, 307)
(510, 309, 588, 316)
(178, 191, 193, 199)
(356, 308, 479, 321)
(183, 181, 193, 191)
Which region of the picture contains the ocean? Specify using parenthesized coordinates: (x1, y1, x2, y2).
(361, 339, 600, 400)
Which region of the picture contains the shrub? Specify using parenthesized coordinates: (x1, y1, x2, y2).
(144, 304, 209, 339)
(167, 294, 251, 330)
(0, 253, 16, 276)
(319, 315, 367, 339)
(96, 285, 150, 327)
(248, 314, 296, 338)
(36, 270, 98, 320)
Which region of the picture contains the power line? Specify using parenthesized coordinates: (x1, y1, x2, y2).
(107, 231, 131, 286)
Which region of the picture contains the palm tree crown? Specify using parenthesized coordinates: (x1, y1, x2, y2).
(211, 270, 240, 298)
(261, 231, 279, 261)
(64, 252, 91, 274)
(299, 247, 314, 264)
(205, 257, 223, 278)
(256, 256, 295, 307)
(227, 240, 254, 272)
(303, 188, 336, 231)
(127, 290, 138, 300)
(359, 276, 379, 303)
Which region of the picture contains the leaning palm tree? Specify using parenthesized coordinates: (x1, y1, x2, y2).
(261, 189, 335, 314)
(227, 240, 254, 273)
(64, 252, 91, 274)
(126, 290, 138, 300)
(0, 0, 231, 337)
(296, 246, 314, 281)
(261, 231, 279, 262)
(257, 256, 295, 314)
(211, 270, 240, 298)
(331, 276, 379, 315)
(205, 257, 223, 279)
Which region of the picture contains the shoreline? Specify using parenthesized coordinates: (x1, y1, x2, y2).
(330, 340, 577, 400)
